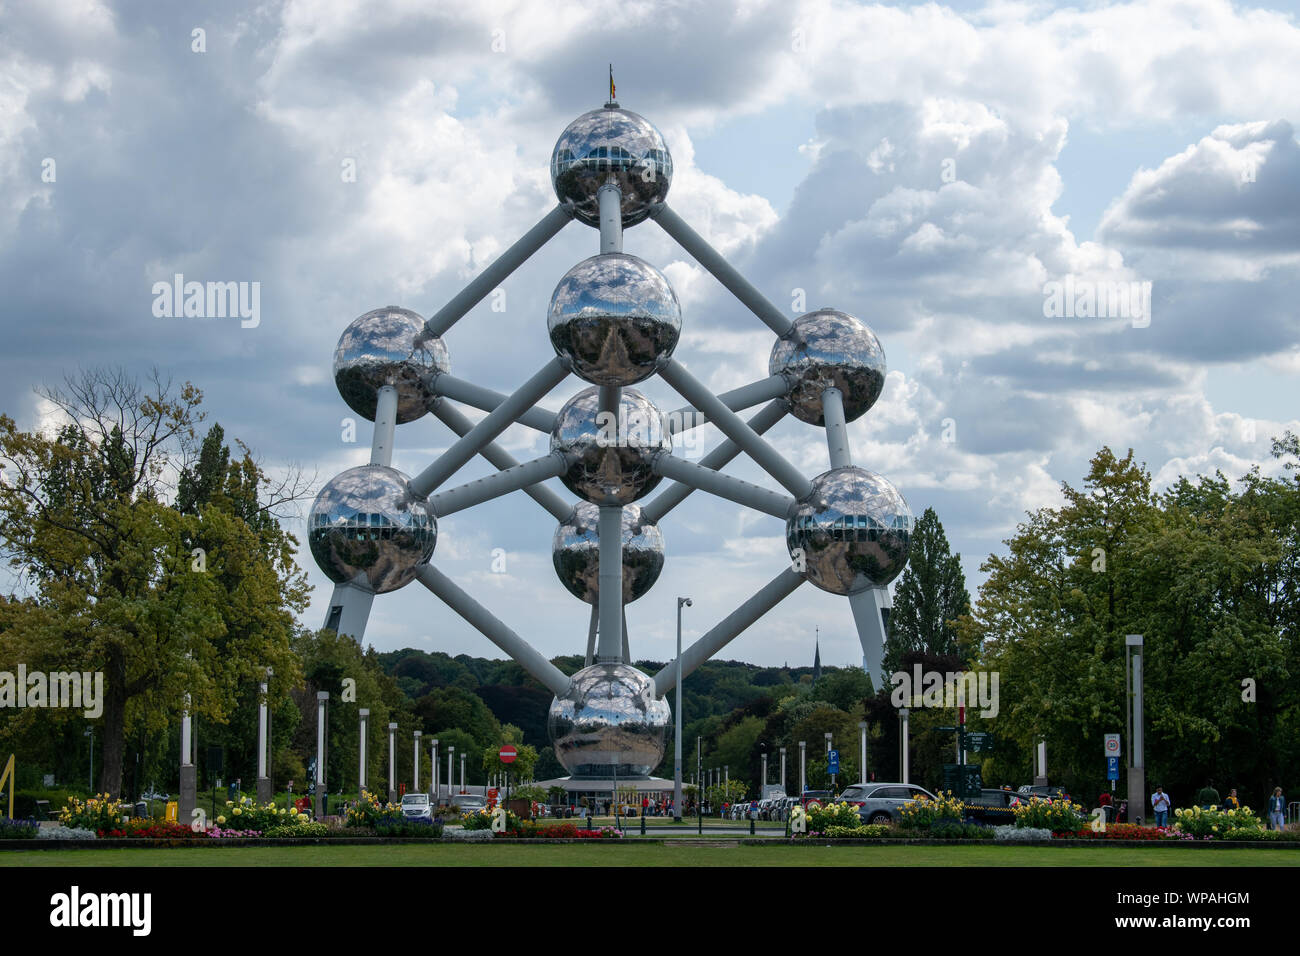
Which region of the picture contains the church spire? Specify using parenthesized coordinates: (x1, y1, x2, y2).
(813, 626, 822, 683)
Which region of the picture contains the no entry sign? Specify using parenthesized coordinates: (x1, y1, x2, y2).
(499, 745, 517, 764)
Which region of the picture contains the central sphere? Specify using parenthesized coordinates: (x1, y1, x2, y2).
(548, 253, 681, 386)
(786, 466, 913, 595)
(769, 309, 886, 426)
(308, 464, 437, 594)
(552, 502, 665, 604)
(550, 106, 673, 227)
(548, 663, 671, 778)
(550, 386, 671, 505)
(333, 306, 449, 423)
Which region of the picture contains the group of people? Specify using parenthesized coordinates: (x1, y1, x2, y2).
(1148, 785, 1288, 829)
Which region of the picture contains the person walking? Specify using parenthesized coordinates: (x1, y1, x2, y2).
(1268, 787, 1286, 831)
(1151, 786, 1171, 827)
(1223, 788, 1240, 811)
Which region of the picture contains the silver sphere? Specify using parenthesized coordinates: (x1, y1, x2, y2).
(550, 106, 673, 227)
(548, 663, 671, 778)
(769, 309, 886, 426)
(308, 464, 437, 594)
(552, 503, 665, 604)
(334, 306, 450, 423)
(786, 466, 912, 595)
(550, 386, 671, 505)
(548, 253, 681, 386)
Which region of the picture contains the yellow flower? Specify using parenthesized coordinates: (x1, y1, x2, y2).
(217, 815, 227, 824)
(233, 807, 242, 816)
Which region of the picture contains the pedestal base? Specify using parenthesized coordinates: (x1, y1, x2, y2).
(1127, 768, 1147, 826)
(314, 788, 327, 821)
(179, 765, 197, 826)
(256, 776, 272, 804)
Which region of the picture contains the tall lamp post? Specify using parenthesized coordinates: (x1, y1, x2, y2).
(799, 740, 806, 794)
(674, 596, 691, 823)
(899, 708, 910, 783)
(85, 727, 94, 792)
(1126, 634, 1146, 825)
(858, 720, 868, 784)
(779, 746, 786, 793)
(430, 738, 439, 801)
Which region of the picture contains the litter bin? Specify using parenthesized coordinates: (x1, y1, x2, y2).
(133, 801, 148, 819)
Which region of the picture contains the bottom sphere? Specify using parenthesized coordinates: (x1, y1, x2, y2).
(547, 663, 670, 778)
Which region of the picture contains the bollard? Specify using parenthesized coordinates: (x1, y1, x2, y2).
(750, 812, 755, 836)
(640, 805, 646, 835)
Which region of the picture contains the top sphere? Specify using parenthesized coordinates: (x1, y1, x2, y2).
(548, 253, 681, 386)
(785, 466, 912, 595)
(334, 306, 450, 423)
(769, 309, 886, 426)
(551, 107, 672, 227)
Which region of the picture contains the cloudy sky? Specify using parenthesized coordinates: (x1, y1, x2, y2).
(2, 0, 1297, 672)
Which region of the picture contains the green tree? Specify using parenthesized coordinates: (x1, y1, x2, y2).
(883, 507, 971, 676)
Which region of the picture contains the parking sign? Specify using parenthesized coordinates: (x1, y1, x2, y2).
(1107, 756, 1119, 780)
(828, 750, 839, 774)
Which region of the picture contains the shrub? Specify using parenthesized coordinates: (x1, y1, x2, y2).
(1072, 824, 1170, 841)
(208, 827, 262, 839)
(822, 824, 893, 839)
(218, 796, 303, 832)
(264, 822, 330, 838)
(12, 789, 78, 819)
(59, 793, 131, 832)
(0, 817, 40, 839)
(1012, 796, 1085, 833)
(37, 825, 97, 840)
(806, 801, 862, 832)
(930, 821, 993, 840)
(100, 820, 205, 840)
(373, 818, 443, 838)
(1173, 805, 1264, 840)
(897, 790, 965, 830)
(344, 789, 403, 829)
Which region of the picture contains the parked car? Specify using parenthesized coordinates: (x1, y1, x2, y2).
(848, 783, 937, 824)
(960, 788, 1020, 825)
(1016, 784, 1070, 802)
(401, 793, 433, 822)
(451, 793, 486, 814)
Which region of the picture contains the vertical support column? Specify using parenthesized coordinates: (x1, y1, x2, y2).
(448, 747, 455, 796)
(858, 720, 868, 785)
(1126, 633, 1145, 825)
(387, 722, 398, 804)
(314, 691, 329, 821)
(900, 708, 910, 784)
(822, 387, 852, 469)
(323, 581, 375, 642)
(779, 747, 786, 792)
(597, 502, 624, 662)
(371, 384, 398, 466)
(761, 752, 768, 791)
(799, 741, 806, 795)
(460, 753, 466, 793)
(179, 697, 196, 823)
(598, 182, 622, 254)
(358, 709, 369, 795)
(413, 730, 422, 792)
(430, 739, 438, 800)
(256, 669, 272, 803)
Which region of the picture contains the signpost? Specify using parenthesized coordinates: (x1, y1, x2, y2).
(827, 749, 839, 791)
(1105, 733, 1121, 792)
(498, 744, 517, 812)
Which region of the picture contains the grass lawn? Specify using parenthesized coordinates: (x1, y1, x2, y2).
(2, 843, 1296, 867)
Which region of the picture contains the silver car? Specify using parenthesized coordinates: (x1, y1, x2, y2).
(840, 783, 936, 824)
(401, 793, 433, 821)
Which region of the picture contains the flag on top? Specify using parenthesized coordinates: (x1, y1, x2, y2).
(609, 64, 616, 104)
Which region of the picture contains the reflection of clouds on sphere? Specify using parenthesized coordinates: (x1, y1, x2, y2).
(550, 107, 672, 227)
(552, 503, 664, 604)
(550, 386, 671, 505)
(769, 309, 885, 426)
(547, 663, 671, 777)
(786, 466, 912, 595)
(309, 464, 436, 594)
(548, 253, 681, 386)
(334, 306, 449, 423)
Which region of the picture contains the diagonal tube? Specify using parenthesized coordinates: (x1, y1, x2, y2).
(425, 204, 574, 337)
(659, 359, 811, 500)
(429, 401, 573, 522)
(652, 568, 805, 697)
(415, 564, 571, 697)
(650, 204, 794, 337)
(431, 373, 557, 433)
(652, 453, 794, 519)
(641, 400, 788, 524)
(849, 587, 891, 692)
(427, 452, 567, 518)
(667, 374, 790, 435)
(410, 357, 569, 496)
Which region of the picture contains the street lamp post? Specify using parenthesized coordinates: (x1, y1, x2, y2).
(899, 708, 910, 783)
(358, 708, 368, 795)
(85, 728, 94, 792)
(460, 752, 466, 793)
(430, 738, 438, 800)
(858, 720, 867, 784)
(387, 722, 398, 804)
(799, 740, 806, 794)
(825, 731, 833, 791)
(674, 596, 691, 823)
(413, 730, 422, 792)
(447, 746, 455, 798)
(780, 746, 786, 792)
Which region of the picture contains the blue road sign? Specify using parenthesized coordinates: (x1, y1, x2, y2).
(828, 750, 840, 774)
(1107, 756, 1119, 781)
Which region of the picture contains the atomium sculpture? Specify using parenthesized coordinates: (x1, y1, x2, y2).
(310, 92, 913, 780)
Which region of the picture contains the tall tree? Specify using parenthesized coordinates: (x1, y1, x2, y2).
(883, 507, 971, 675)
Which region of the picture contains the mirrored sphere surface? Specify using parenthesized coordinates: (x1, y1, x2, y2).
(548, 663, 671, 778)
(549, 253, 681, 386)
(550, 386, 671, 505)
(552, 502, 665, 604)
(769, 309, 886, 426)
(550, 107, 673, 227)
(786, 466, 912, 595)
(308, 464, 437, 593)
(333, 306, 450, 423)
